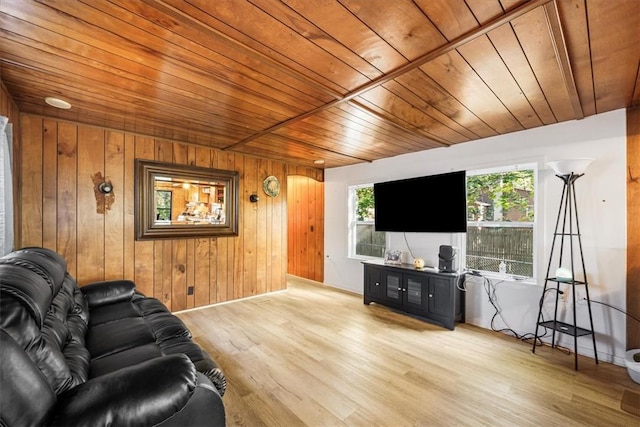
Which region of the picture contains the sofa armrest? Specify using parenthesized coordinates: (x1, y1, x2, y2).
(80, 279, 136, 307)
(49, 354, 223, 427)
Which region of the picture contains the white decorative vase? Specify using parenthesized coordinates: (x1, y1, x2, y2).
(625, 349, 640, 384)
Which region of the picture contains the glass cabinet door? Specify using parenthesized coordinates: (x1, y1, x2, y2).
(383, 271, 402, 303)
(404, 274, 428, 312)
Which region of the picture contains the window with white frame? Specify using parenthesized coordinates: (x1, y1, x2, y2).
(466, 164, 536, 278)
(0, 116, 14, 256)
(349, 184, 386, 258)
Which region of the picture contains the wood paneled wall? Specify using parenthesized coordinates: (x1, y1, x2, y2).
(17, 114, 289, 311)
(287, 175, 324, 282)
(628, 106, 640, 349)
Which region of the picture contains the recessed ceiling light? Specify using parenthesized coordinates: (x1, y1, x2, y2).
(45, 97, 72, 109)
(313, 159, 325, 165)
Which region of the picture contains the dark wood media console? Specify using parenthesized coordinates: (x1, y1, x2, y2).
(363, 260, 465, 330)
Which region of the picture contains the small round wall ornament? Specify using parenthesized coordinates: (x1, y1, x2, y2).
(262, 175, 280, 197)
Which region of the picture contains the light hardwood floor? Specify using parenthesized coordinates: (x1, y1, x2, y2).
(177, 277, 639, 426)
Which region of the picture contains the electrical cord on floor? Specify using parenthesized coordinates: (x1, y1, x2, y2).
(480, 274, 571, 355)
(483, 275, 526, 338)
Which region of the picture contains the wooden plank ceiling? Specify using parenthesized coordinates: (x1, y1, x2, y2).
(1, 0, 639, 169)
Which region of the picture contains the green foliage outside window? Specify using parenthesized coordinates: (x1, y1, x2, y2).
(155, 190, 172, 221)
(466, 170, 534, 222)
(355, 187, 375, 221)
(353, 185, 385, 258)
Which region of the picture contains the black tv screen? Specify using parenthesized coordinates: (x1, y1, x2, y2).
(374, 171, 467, 233)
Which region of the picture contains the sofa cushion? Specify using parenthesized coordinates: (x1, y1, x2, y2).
(87, 317, 156, 359)
(144, 311, 192, 340)
(89, 343, 163, 377)
(89, 300, 141, 326)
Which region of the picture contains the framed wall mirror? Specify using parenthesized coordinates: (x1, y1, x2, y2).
(135, 159, 239, 240)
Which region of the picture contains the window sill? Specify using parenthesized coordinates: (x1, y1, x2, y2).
(348, 255, 383, 262)
(465, 270, 537, 285)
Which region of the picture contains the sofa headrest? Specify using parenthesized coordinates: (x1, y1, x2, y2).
(0, 263, 54, 328)
(2, 247, 67, 290)
(13, 247, 68, 266)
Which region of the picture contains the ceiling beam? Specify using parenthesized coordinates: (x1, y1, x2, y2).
(223, 0, 554, 152)
(544, 0, 584, 120)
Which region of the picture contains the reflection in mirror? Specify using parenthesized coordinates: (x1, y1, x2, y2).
(135, 160, 239, 240)
(153, 177, 227, 225)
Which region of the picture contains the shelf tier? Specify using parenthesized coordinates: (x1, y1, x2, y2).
(538, 320, 593, 337)
(545, 277, 587, 285)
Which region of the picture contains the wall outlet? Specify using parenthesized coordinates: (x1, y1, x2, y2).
(187, 286, 194, 295)
(560, 290, 568, 301)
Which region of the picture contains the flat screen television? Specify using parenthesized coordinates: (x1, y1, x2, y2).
(374, 171, 467, 233)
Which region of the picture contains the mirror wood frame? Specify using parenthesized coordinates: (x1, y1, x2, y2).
(135, 159, 239, 240)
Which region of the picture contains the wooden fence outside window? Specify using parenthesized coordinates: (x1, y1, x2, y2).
(466, 226, 533, 277)
(356, 224, 386, 258)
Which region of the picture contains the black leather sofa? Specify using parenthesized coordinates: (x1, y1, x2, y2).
(0, 247, 226, 426)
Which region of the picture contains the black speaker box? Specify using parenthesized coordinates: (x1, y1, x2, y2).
(438, 245, 457, 272)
